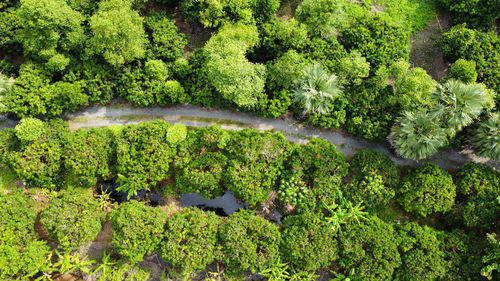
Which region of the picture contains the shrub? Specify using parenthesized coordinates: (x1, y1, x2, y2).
(277, 176, 312, 210)
(145, 11, 186, 62)
(345, 149, 398, 211)
(449, 59, 477, 83)
(157, 80, 188, 106)
(398, 163, 456, 217)
(41, 188, 105, 250)
(337, 50, 370, 86)
(14, 118, 45, 144)
(110, 201, 167, 264)
(266, 50, 310, 92)
(471, 113, 500, 161)
(453, 163, 500, 229)
(0, 188, 50, 280)
(439, 0, 500, 29)
(218, 210, 281, 275)
(295, 0, 345, 38)
(0, 128, 17, 166)
(393, 66, 436, 111)
(63, 127, 115, 186)
(259, 18, 308, 60)
(481, 233, 500, 280)
(175, 151, 227, 198)
(160, 207, 220, 277)
(338, 216, 401, 280)
(167, 123, 187, 145)
(281, 212, 338, 271)
(395, 222, 447, 280)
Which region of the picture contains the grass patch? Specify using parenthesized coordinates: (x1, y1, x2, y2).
(377, 199, 446, 230)
(0, 166, 17, 191)
(179, 116, 250, 127)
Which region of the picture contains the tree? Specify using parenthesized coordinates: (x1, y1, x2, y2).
(453, 163, 499, 230)
(398, 163, 456, 217)
(337, 216, 401, 280)
(266, 50, 310, 92)
(63, 127, 116, 186)
(17, 0, 85, 69)
(88, 0, 147, 66)
(293, 64, 342, 116)
(41, 189, 105, 250)
(431, 80, 490, 134)
(259, 18, 308, 60)
(390, 110, 447, 160)
(449, 59, 478, 83)
(110, 201, 167, 264)
(159, 207, 220, 278)
(218, 210, 281, 276)
(281, 212, 338, 271)
(145, 11, 187, 62)
(337, 50, 370, 86)
(295, 0, 345, 38)
(395, 222, 447, 280)
(392, 66, 436, 111)
(471, 112, 500, 160)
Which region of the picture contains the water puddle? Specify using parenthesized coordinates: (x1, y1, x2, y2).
(99, 181, 165, 206)
(180, 191, 248, 216)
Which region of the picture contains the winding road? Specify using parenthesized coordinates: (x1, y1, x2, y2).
(1, 104, 498, 170)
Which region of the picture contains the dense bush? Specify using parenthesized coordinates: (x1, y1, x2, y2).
(160, 207, 220, 277)
(281, 212, 338, 271)
(63, 127, 115, 186)
(0, 189, 50, 280)
(115, 120, 176, 197)
(439, 0, 500, 29)
(224, 129, 290, 205)
(258, 18, 308, 60)
(392, 64, 436, 111)
(337, 216, 401, 280)
(453, 163, 500, 230)
(449, 59, 478, 84)
(344, 149, 398, 210)
(398, 163, 456, 217)
(144, 11, 186, 62)
(41, 188, 105, 250)
(110, 201, 167, 264)
(395, 222, 447, 280)
(295, 0, 345, 38)
(218, 210, 281, 275)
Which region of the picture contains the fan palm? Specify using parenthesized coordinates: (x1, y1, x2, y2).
(431, 80, 488, 134)
(472, 112, 500, 161)
(293, 64, 342, 116)
(390, 110, 447, 160)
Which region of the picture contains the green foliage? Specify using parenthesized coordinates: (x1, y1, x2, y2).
(398, 163, 456, 217)
(296, 0, 345, 38)
(9, 119, 67, 188)
(266, 50, 310, 92)
(167, 123, 187, 145)
(17, 0, 85, 68)
(323, 191, 368, 232)
(88, 0, 147, 66)
(277, 176, 311, 209)
(224, 129, 290, 205)
(259, 18, 308, 60)
(431, 80, 490, 135)
(145, 11, 187, 62)
(449, 59, 478, 83)
(471, 112, 500, 160)
(204, 23, 266, 108)
(180, 0, 279, 27)
(391, 110, 447, 160)
(337, 50, 370, 86)
(395, 222, 447, 280)
(218, 210, 281, 275)
(41, 189, 105, 250)
(345, 149, 398, 210)
(160, 207, 220, 277)
(293, 64, 343, 116)
(453, 163, 500, 229)
(438, 24, 499, 93)
(392, 65, 436, 111)
(14, 118, 45, 144)
(115, 120, 175, 196)
(341, 9, 410, 68)
(285, 138, 348, 212)
(110, 201, 167, 264)
(337, 216, 401, 280)
(2, 63, 89, 117)
(176, 151, 227, 198)
(93, 258, 151, 281)
(0, 188, 50, 280)
(63, 127, 115, 186)
(439, 0, 500, 29)
(0, 128, 17, 166)
(481, 233, 500, 280)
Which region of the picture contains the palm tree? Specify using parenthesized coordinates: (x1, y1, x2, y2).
(431, 80, 488, 134)
(390, 110, 447, 160)
(471, 112, 500, 161)
(293, 64, 342, 117)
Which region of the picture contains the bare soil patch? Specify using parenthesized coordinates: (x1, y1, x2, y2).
(410, 12, 452, 81)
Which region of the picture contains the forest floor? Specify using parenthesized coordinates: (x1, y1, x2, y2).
(409, 11, 452, 80)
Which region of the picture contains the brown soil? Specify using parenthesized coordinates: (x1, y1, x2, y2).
(34, 212, 50, 241)
(410, 12, 452, 81)
(162, 194, 183, 216)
